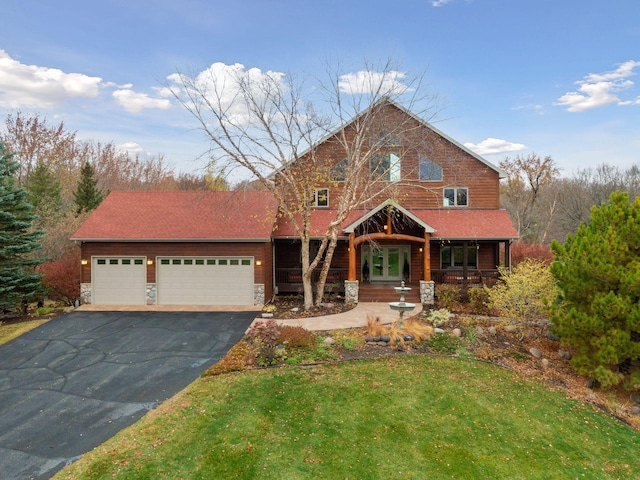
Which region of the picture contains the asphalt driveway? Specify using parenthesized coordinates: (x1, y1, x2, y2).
(0, 310, 256, 480)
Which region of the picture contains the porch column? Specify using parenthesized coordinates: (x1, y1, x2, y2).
(348, 232, 356, 281)
(505, 240, 512, 269)
(423, 232, 431, 281)
(463, 241, 469, 282)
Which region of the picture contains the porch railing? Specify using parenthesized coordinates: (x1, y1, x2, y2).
(276, 267, 500, 293)
(275, 268, 349, 293)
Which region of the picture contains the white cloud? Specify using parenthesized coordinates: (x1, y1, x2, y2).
(112, 87, 172, 113)
(555, 60, 640, 112)
(511, 104, 544, 114)
(338, 70, 411, 95)
(167, 62, 287, 124)
(0, 49, 102, 108)
(464, 138, 527, 155)
(432, 0, 454, 6)
(116, 141, 144, 155)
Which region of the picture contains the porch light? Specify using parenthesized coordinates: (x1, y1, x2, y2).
(81, 259, 88, 265)
(419, 248, 423, 253)
(147, 259, 154, 265)
(383, 224, 388, 230)
(256, 260, 262, 266)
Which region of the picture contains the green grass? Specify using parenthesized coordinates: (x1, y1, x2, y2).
(56, 356, 640, 479)
(0, 318, 49, 346)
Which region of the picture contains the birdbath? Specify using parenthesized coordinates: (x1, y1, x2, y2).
(389, 281, 416, 328)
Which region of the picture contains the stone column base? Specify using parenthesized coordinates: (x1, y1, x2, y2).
(80, 283, 92, 305)
(420, 280, 435, 306)
(345, 280, 359, 304)
(146, 284, 157, 305)
(254, 284, 265, 305)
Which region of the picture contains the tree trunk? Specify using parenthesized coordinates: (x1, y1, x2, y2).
(314, 228, 340, 306)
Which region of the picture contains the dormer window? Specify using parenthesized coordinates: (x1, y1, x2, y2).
(314, 188, 329, 207)
(444, 187, 468, 206)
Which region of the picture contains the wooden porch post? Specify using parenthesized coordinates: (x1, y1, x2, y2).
(423, 232, 431, 281)
(462, 241, 469, 283)
(505, 240, 512, 269)
(348, 232, 356, 281)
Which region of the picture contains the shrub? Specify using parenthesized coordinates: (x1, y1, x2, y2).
(246, 319, 280, 347)
(38, 250, 81, 305)
(486, 259, 557, 324)
(366, 315, 386, 338)
(426, 308, 453, 328)
(511, 241, 554, 266)
(435, 284, 461, 310)
(204, 341, 253, 376)
(278, 325, 315, 348)
(467, 286, 492, 315)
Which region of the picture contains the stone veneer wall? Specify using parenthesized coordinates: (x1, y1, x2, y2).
(420, 280, 435, 305)
(146, 284, 156, 305)
(80, 283, 92, 304)
(344, 280, 359, 304)
(254, 284, 265, 305)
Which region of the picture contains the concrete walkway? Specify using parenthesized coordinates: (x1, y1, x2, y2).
(262, 302, 424, 331)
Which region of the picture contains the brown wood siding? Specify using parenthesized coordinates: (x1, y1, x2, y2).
(286, 102, 502, 211)
(80, 242, 272, 296)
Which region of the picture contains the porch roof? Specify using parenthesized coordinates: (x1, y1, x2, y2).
(273, 207, 518, 240)
(71, 190, 279, 241)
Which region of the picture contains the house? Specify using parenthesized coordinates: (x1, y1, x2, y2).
(72, 100, 518, 306)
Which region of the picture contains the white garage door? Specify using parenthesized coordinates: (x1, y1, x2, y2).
(157, 257, 254, 306)
(92, 257, 146, 305)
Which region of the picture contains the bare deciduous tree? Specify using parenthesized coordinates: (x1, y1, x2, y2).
(169, 59, 439, 308)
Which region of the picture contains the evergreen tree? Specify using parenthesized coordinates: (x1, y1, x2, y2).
(0, 143, 45, 312)
(74, 161, 104, 214)
(550, 191, 640, 389)
(27, 160, 63, 214)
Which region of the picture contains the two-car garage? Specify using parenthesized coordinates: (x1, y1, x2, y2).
(91, 256, 255, 306)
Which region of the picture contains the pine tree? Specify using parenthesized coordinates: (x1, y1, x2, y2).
(73, 161, 105, 214)
(0, 143, 45, 312)
(27, 160, 63, 214)
(550, 191, 640, 389)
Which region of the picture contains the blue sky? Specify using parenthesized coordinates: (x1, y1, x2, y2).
(1, 0, 639, 178)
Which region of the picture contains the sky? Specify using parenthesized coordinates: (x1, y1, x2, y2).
(1, 0, 639, 179)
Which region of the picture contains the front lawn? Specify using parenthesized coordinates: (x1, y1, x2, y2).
(56, 355, 640, 479)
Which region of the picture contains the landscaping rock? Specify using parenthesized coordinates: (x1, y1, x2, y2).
(631, 394, 640, 405)
(529, 347, 543, 359)
(323, 337, 335, 345)
(546, 331, 561, 342)
(403, 334, 414, 341)
(365, 335, 375, 343)
(434, 328, 445, 334)
(477, 327, 484, 335)
(558, 350, 572, 360)
(504, 324, 518, 333)
(380, 335, 391, 343)
(261, 313, 274, 318)
(488, 326, 497, 335)
(632, 406, 640, 416)
(541, 358, 550, 368)
(452, 328, 462, 338)
(377, 341, 388, 346)
(587, 379, 597, 389)
(290, 307, 299, 312)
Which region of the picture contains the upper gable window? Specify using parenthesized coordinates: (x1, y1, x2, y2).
(371, 153, 401, 182)
(419, 156, 443, 181)
(371, 129, 402, 147)
(314, 188, 329, 207)
(444, 187, 468, 206)
(331, 159, 348, 181)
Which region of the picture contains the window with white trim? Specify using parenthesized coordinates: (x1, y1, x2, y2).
(443, 187, 468, 206)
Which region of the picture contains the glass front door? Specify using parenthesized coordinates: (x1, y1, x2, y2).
(365, 246, 407, 281)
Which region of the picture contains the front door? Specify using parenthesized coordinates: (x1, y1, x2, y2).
(365, 246, 408, 281)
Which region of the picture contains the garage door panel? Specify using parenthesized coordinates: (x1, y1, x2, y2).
(92, 258, 146, 305)
(157, 257, 253, 306)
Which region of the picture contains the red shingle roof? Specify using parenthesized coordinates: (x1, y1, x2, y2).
(71, 191, 279, 241)
(273, 208, 518, 240)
